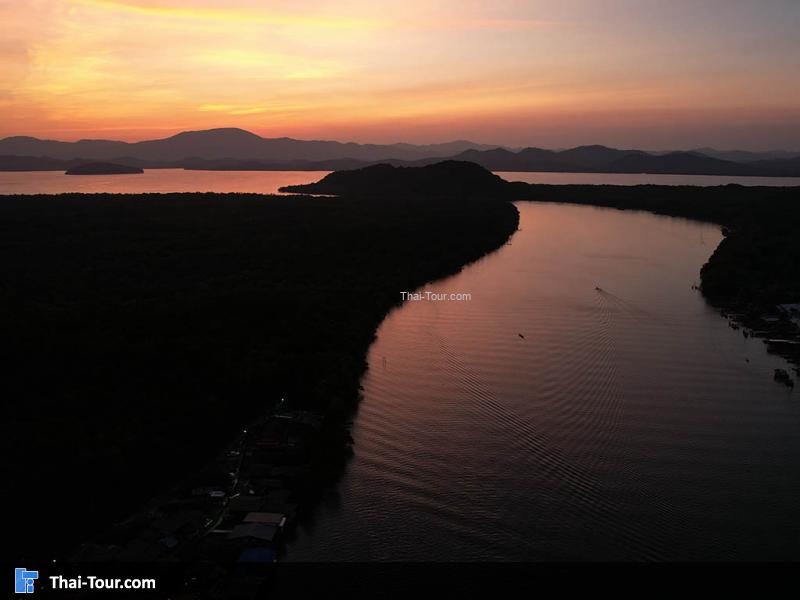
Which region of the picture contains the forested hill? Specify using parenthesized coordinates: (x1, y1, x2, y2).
(281, 160, 510, 197)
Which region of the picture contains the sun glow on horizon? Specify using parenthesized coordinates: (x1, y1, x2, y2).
(1, 0, 799, 148)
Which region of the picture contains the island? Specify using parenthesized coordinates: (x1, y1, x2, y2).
(65, 162, 144, 175)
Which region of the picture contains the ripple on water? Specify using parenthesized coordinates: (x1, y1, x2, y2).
(287, 203, 800, 562)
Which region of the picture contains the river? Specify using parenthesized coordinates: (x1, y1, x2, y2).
(286, 202, 800, 561)
(1, 169, 799, 194)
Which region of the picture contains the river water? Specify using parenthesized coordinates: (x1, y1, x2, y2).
(1, 169, 799, 195)
(286, 202, 800, 561)
(0, 169, 331, 195)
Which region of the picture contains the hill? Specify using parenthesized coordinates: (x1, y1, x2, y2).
(691, 148, 800, 162)
(606, 151, 760, 175)
(280, 161, 510, 197)
(0, 128, 500, 163)
(65, 162, 144, 175)
(2, 130, 799, 177)
(444, 146, 788, 176)
(0, 155, 77, 171)
(452, 147, 584, 171)
(747, 156, 800, 177)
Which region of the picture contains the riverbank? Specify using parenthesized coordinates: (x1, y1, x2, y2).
(287, 163, 800, 381)
(511, 182, 800, 379)
(1, 191, 519, 568)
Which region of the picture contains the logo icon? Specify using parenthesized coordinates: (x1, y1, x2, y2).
(15, 568, 39, 594)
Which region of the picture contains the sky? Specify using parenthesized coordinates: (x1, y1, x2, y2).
(1, 0, 799, 149)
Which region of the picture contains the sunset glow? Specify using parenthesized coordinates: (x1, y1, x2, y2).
(2, 0, 799, 148)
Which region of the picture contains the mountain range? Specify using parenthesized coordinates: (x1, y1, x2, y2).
(1, 128, 799, 177)
(0, 128, 503, 163)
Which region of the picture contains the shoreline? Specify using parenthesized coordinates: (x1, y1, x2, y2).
(2, 190, 519, 586)
(286, 164, 800, 385)
(508, 184, 800, 380)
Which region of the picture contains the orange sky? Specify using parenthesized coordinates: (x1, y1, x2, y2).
(2, 0, 799, 148)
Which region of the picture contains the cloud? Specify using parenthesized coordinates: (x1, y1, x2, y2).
(193, 49, 345, 80)
(198, 102, 313, 116)
(409, 17, 558, 32)
(74, 0, 384, 29)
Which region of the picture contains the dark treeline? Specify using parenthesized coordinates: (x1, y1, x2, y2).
(0, 191, 519, 560)
(65, 162, 144, 175)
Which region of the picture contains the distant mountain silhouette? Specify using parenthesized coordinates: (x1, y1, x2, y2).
(690, 147, 800, 163)
(452, 147, 581, 172)
(746, 156, 800, 177)
(65, 162, 144, 175)
(178, 157, 373, 171)
(391, 140, 512, 156)
(2, 129, 799, 177)
(0, 155, 76, 171)
(0, 128, 503, 163)
(435, 147, 800, 177)
(606, 151, 760, 176)
(557, 145, 649, 169)
(0, 155, 169, 171)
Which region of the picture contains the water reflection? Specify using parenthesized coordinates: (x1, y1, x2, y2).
(287, 202, 800, 561)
